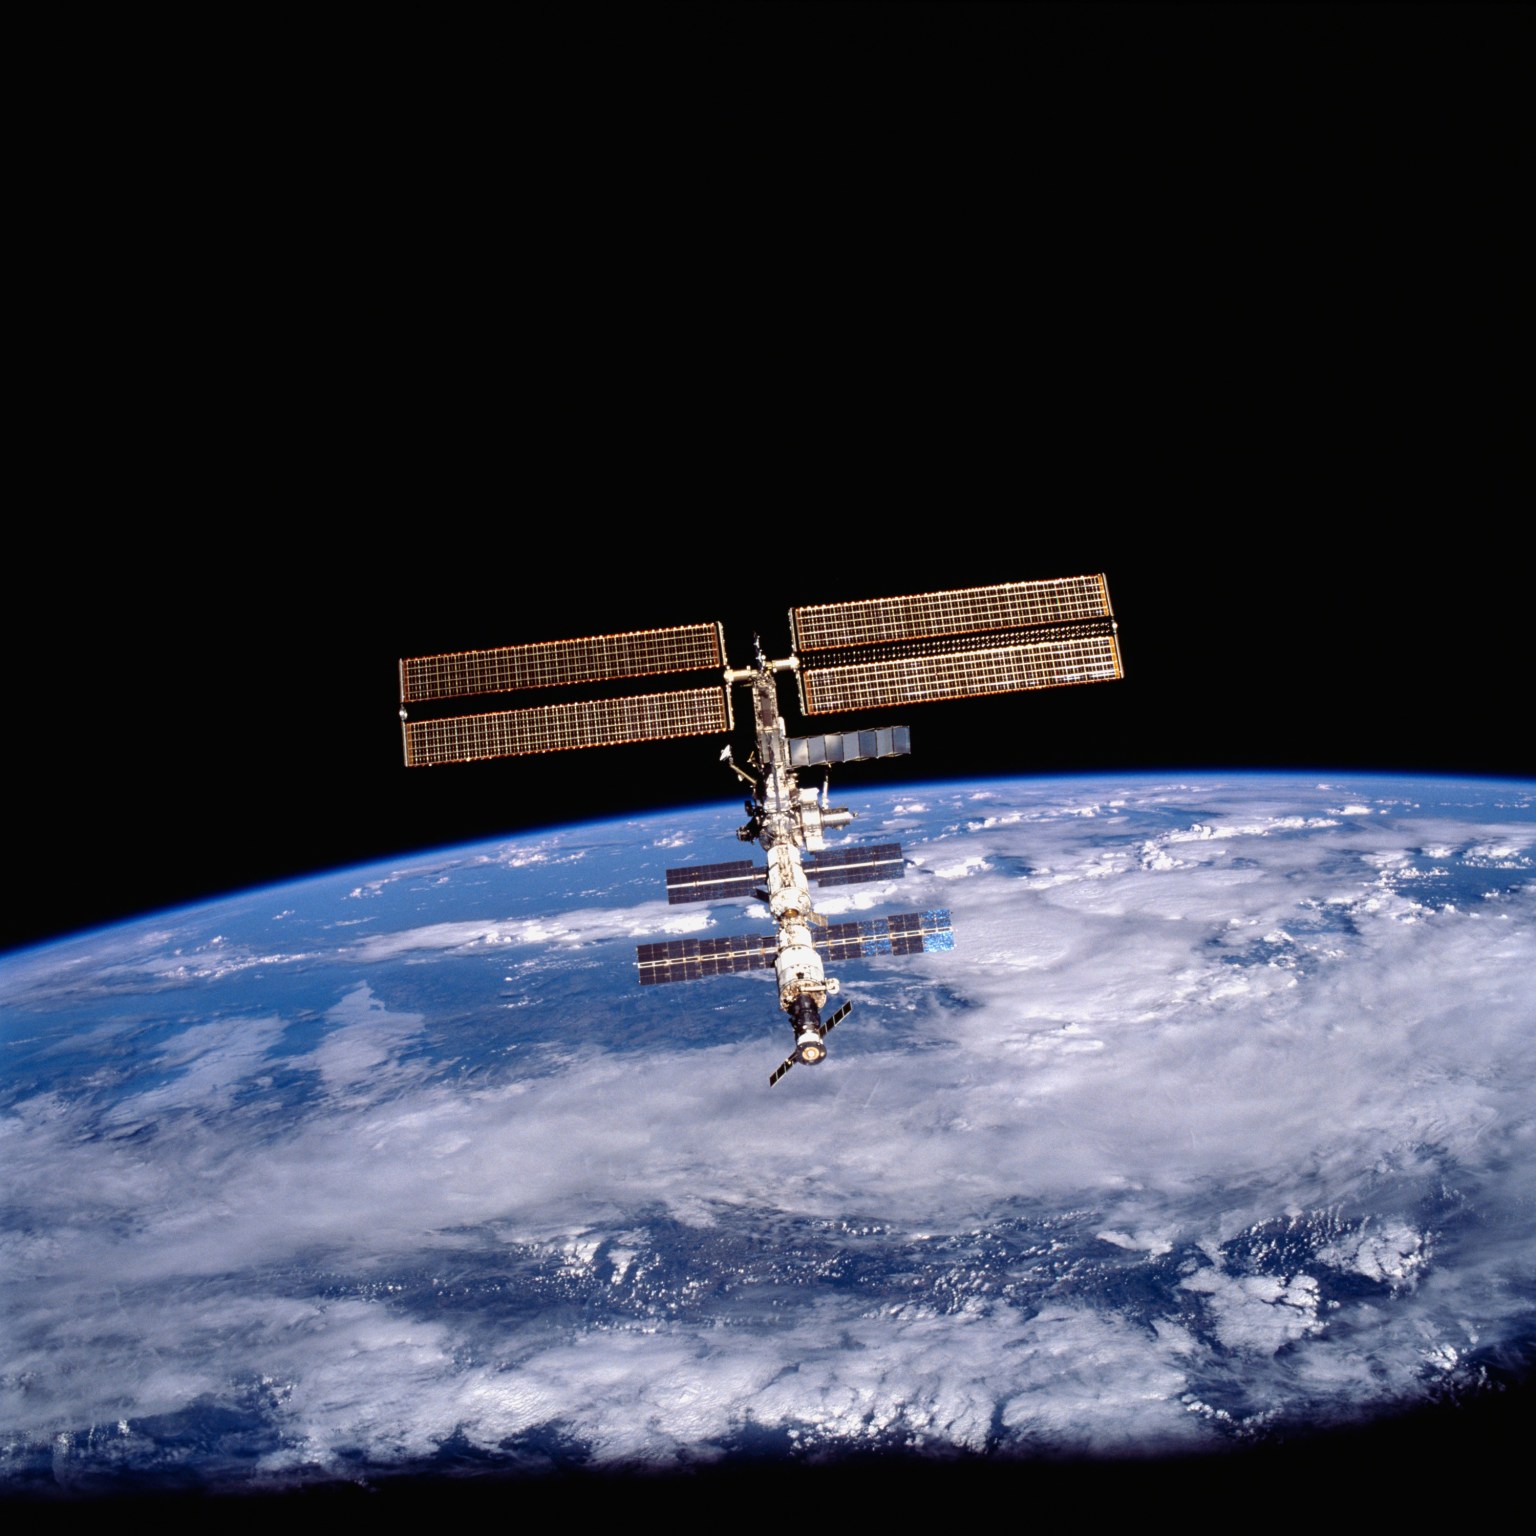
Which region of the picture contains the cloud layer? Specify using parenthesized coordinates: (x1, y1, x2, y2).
(3, 775, 1532, 1488)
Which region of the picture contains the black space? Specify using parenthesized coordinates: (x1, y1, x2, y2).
(19, 411, 1521, 959)
(5, 1, 1531, 1505)
(12, 6, 1527, 956)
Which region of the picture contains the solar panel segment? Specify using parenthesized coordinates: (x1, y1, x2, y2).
(816, 909, 954, 960)
(663, 843, 906, 904)
(400, 622, 725, 704)
(789, 575, 1113, 653)
(802, 843, 905, 886)
(634, 909, 952, 985)
(798, 633, 1123, 715)
(401, 687, 731, 765)
(635, 932, 778, 985)
(664, 861, 760, 905)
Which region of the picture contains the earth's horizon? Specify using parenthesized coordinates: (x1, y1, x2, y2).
(3, 770, 1533, 1498)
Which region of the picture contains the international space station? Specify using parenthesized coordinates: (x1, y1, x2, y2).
(398, 577, 1122, 1085)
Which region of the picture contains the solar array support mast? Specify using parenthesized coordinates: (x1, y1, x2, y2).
(398, 577, 1122, 1084)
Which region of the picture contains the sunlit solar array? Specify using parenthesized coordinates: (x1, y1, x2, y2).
(400, 623, 724, 704)
(402, 687, 731, 765)
(789, 575, 1113, 654)
(816, 909, 954, 961)
(798, 633, 1123, 715)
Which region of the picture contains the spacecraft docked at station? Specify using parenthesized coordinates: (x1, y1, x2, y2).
(398, 577, 1122, 1085)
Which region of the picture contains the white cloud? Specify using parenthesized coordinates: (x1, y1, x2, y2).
(1180, 1268, 1323, 1353)
(347, 901, 718, 962)
(3, 775, 1532, 1483)
(930, 855, 992, 880)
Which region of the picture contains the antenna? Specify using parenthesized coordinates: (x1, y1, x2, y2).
(397, 576, 1122, 1083)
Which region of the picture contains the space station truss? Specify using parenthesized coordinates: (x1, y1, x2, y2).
(789, 575, 1121, 716)
(635, 909, 953, 985)
(402, 687, 732, 766)
(400, 623, 726, 704)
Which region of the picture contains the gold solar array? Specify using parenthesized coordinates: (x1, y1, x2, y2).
(400, 623, 725, 704)
(799, 634, 1123, 715)
(790, 575, 1113, 653)
(399, 578, 1119, 766)
(792, 574, 1120, 716)
(402, 688, 731, 766)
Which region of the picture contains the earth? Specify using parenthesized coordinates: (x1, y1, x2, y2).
(3, 772, 1533, 1498)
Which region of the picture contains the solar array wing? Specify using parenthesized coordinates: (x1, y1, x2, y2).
(803, 843, 905, 887)
(635, 932, 778, 986)
(790, 576, 1113, 653)
(665, 860, 761, 905)
(816, 909, 954, 960)
(402, 687, 731, 766)
(636, 910, 951, 986)
(798, 633, 1123, 715)
(400, 623, 725, 704)
(664, 843, 907, 904)
(790, 574, 1121, 716)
